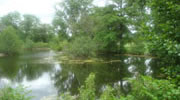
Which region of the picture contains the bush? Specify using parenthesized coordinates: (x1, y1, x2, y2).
(127, 75, 180, 100)
(78, 73, 96, 100)
(124, 42, 146, 55)
(162, 65, 180, 86)
(32, 42, 49, 48)
(49, 37, 68, 51)
(0, 86, 32, 100)
(100, 86, 116, 100)
(24, 39, 49, 49)
(64, 36, 97, 58)
(0, 26, 23, 55)
(60, 92, 75, 100)
(24, 38, 34, 49)
(124, 36, 149, 55)
(59, 73, 95, 100)
(60, 73, 180, 100)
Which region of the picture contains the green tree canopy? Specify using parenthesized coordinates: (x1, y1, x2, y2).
(0, 26, 22, 55)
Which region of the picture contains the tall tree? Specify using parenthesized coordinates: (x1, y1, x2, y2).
(0, 12, 21, 29)
(20, 14, 40, 40)
(142, 0, 180, 60)
(53, 11, 69, 40)
(54, 0, 93, 37)
(92, 5, 129, 53)
(31, 24, 54, 42)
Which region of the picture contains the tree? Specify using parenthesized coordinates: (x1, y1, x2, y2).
(53, 11, 69, 40)
(92, 5, 130, 53)
(0, 12, 23, 39)
(0, 26, 22, 55)
(64, 35, 97, 58)
(31, 24, 54, 43)
(54, 0, 93, 37)
(0, 12, 21, 29)
(141, 0, 180, 61)
(20, 14, 40, 40)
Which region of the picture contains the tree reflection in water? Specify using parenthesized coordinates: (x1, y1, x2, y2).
(52, 55, 162, 95)
(0, 52, 164, 99)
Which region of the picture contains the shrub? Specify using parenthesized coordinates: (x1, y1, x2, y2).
(59, 73, 96, 100)
(60, 92, 75, 100)
(24, 38, 34, 49)
(32, 42, 49, 48)
(64, 36, 97, 58)
(24, 39, 49, 49)
(162, 65, 180, 86)
(100, 86, 116, 100)
(0, 86, 32, 100)
(124, 42, 146, 55)
(78, 73, 96, 100)
(127, 75, 180, 100)
(49, 38, 68, 51)
(60, 73, 180, 100)
(124, 36, 149, 55)
(0, 26, 23, 55)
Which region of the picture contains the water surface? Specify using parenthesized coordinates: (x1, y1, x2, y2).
(0, 50, 162, 100)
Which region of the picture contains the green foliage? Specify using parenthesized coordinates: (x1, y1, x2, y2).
(0, 13, 55, 51)
(54, 0, 132, 54)
(0, 86, 32, 100)
(92, 5, 129, 53)
(59, 73, 95, 100)
(0, 26, 23, 55)
(60, 74, 180, 100)
(60, 93, 75, 100)
(0, 12, 21, 29)
(54, 0, 93, 37)
(31, 42, 49, 48)
(141, 0, 180, 61)
(49, 37, 69, 51)
(20, 14, 40, 41)
(24, 39, 50, 49)
(162, 65, 180, 86)
(127, 75, 180, 100)
(124, 42, 146, 55)
(78, 73, 96, 100)
(100, 86, 116, 100)
(30, 24, 54, 43)
(64, 36, 97, 58)
(124, 36, 149, 55)
(24, 38, 34, 49)
(146, 35, 180, 60)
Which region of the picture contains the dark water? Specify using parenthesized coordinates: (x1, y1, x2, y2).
(0, 50, 163, 100)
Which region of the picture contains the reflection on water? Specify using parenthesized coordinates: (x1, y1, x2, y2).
(0, 50, 163, 100)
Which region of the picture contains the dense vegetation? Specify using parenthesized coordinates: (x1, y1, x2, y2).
(1, 0, 180, 99)
(52, 0, 180, 99)
(0, 86, 32, 100)
(52, 0, 180, 89)
(59, 73, 180, 100)
(0, 12, 54, 55)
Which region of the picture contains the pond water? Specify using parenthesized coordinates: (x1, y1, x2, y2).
(0, 50, 163, 100)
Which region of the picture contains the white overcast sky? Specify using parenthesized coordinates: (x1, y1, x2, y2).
(0, 0, 106, 24)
